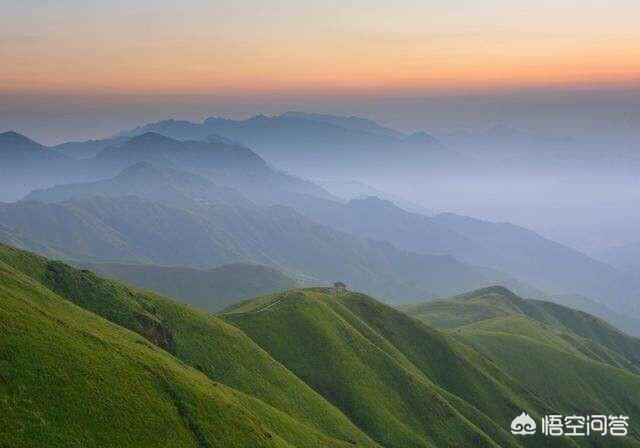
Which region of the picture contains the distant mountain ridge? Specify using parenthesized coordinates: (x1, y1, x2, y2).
(269, 192, 637, 314)
(19, 146, 639, 318)
(0, 195, 513, 301)
(79, 261, 300, 312)
(0, 128, 338, 206)
(25, 161, 252, 209)
(51, 135, 129, 159)
(115, 113, 469, 178)
(2, 119, 637, 324)
(279, 111, 406, 138)
(432, 212, 638, 309)
(0, 131, 82, 201)
(90, 132, 336, 205)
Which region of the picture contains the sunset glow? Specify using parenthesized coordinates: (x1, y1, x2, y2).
(3, 0, 640, 94)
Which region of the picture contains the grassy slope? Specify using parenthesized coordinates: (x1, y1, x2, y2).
(0, 243, 377, 447)
(4, 243, 638, 447)
(78, 261, 300, 312)
(0, 259, 360, 448)
(458, 329, 640, 418)
(403, 286, 640, 445)
(460, 315, 638, 372)
(223, 288, 584, 448)
(402, 286, 640, 372)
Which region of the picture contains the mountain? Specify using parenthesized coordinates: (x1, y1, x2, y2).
(314, 179, 434, 215)
(279, 111, 405, 138)
(25, 161, 252, 209)
(224, 287, 640, 447)
(0, 243, 377, 447)
(280, 195, 483, 257)
(0, 223, 66, 259)
(0, 196, 511, 301)
(549, 293, 640, 338)
(3, 129, 337, 206)
(116, 113, 468, 179)
(0, 130, 47, 153)
(0, 131, 80, 202)
(91, 132, 335, 205)
(431, 212, 638, 311)
(4, 243, 640, 446)
(402, 286, 640, 371)
(272, 194, 636, 310)
(20, 151, 635, 314)
(401, 287, 640, 432)
(79, 261, 300, 312)
(118, 118, 221, 141)
(51, 135, 129, 159)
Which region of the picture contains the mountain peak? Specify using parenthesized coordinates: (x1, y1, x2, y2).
(461, 285, 521, 300)
(279, 111, 405, 138)
(0, 131, 43, 148)
(404, 131, 439, 145)
(127, 132, 178, 145)
(248, 114, 270, 122)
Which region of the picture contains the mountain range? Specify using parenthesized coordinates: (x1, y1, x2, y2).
(0, 194, 510, 301)
(26, 157, 633, 307)
(115, 113, 470, 178)
(262, 193, 639, 314)
(3, 243, 640, 446)
(0, 131, 82, 202)
(0, 130, 334, 205)
(79, 261, 300, 312)
(1, 114, 638, 325)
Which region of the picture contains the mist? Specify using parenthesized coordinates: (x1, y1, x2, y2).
(2, 85, 639, 145)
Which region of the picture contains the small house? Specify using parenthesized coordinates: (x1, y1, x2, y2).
(333, 281, 347, 294)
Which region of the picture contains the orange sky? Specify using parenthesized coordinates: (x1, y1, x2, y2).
(2, 0, 639, 94)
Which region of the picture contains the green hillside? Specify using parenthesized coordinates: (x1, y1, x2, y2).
(0, 252, 366, 447)
(223, 288, 586, 448)
(78, 261, 300, 312)
(3, 243, 640, 446)
(402, 286, 640, 371)
(0, 243, 378, 447)
(402, 286, 640, 444)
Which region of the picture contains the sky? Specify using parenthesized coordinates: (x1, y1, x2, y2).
(1, 0, 640, 143)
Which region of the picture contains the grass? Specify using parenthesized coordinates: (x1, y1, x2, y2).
(3, 243, 640, 447)
(0, 258, 360, 448)
(223, 288, 583, 448)
(402, 285, 640, 372)
(403, 285, 640, 446)
(0, 243, 378, 447)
